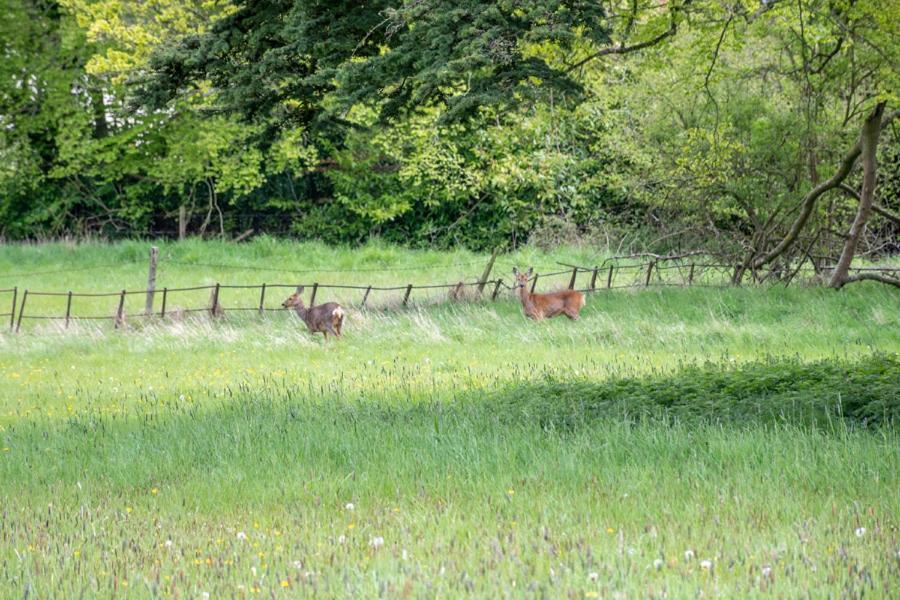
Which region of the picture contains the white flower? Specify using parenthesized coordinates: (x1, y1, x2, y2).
(369, 536, 384, 549)
(293, 560, 303, 569)
(164, 539, 173, 548)
(236, 531, 247, 540)
(345, 502, 355, 511)
(684, 549, 694, 561)
(337, 535, 346, 544)
(178, 394, 185, 401)
(855, 527, 866, 537)
(201, 593, 210, 600)
(700, 559, 713, 570)
(588, 572, 599, 582)
(401, 549, 408, 561)
(762, 565, 772, 578)
(653, 559, 664, 570)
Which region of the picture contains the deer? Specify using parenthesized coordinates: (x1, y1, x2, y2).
(511, 267, 585, 321)
(282, 286, 345, 341)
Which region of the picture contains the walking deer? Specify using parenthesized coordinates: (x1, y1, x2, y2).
(282, 286, 345, 340)
(512, 267, 585, 321)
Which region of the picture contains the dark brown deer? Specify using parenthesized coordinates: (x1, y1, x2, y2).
(282, 286, 345, 340)
(512, 267, 585, 321)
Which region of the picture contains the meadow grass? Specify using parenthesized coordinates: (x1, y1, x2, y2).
(0, 240, 898, 597)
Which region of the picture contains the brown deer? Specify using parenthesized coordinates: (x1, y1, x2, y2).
(512, 267, 585, 321)
(282, 286, 345, 341)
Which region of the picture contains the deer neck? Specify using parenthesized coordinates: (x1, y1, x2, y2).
(293, 304, 309, 320)
(517, 286, 536, 312)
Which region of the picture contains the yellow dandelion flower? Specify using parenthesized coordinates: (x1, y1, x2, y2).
(281, 580, 290, 588)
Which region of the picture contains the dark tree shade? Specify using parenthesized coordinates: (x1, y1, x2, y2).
(132, 0, 609, 127)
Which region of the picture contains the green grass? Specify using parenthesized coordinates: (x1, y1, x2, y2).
(0, 240, 898, 597)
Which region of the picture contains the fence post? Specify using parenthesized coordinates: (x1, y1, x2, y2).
(477, 248, 500, 296)
(644, 261, 655, 287)
(65, 291, 73, 328)
(144, 246, 158, 315)
(568, 267, 578, 290)
(589, 268, 598, 291)
(491, 279, 503, 301)
(115, 290, 126, 329)
(607, 265, 614, 288)
(402, 284, 413, 306)
(258, 283, 266, 315)
(210, 283, 221, 318)
(159, 287, 168, 318)
(361, 285, 372, 308)
(688, 263, 695, 285)
(530, 274, 538, 294)
(309, 282, 318, 307)
(9, 287, 16, 331)
(15, 290, 27, 333)
(178, 205, 187, 241)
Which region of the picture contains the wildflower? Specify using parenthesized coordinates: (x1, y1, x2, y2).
(369, 536, 384, 549)
(151, 488, 159, 495)
(402, 549, 408, 561)
(507, 489, 515, 496)
(73, 549, 81, 558)
(280, 580, 290, 588)
(236, 531, 247, 540)
(201, 593, 210, 600)
(684, 550, 694, 561)
(762, 565, 772, 578)
(854, 527, 866, 537)
(347, 523, 355, 530)
(653, 558, 664, 570)
(606, 527, 615, 534)
(588, 572, 599, 582)
(345, 502, 354, 511)
(293, 561, 303, 569)
(700, 559, 712, 570)
(337, 534, 347, 544)
(164, 540, 173, 548)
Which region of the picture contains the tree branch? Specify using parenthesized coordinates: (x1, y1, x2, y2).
(837, 272, 900, 289)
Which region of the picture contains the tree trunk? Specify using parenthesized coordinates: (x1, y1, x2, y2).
(829, 102, 886, 288)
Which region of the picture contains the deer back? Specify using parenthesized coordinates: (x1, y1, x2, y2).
(528, 289, 585, 318)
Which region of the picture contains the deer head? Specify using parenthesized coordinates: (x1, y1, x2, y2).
(511, 267, 533, 290)
(282, 286, 307, 309)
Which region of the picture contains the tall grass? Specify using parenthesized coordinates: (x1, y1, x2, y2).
(0, 241, 898, 596)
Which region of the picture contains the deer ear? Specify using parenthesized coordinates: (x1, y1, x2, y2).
(527, 267, 533, 276)
(512, 267, 519, 275)
(296, 285, 305, 294)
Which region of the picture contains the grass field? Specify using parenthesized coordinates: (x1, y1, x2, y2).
(1, 240, 898, 597)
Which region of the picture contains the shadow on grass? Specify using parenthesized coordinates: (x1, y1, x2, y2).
(474, 353, 899, 431)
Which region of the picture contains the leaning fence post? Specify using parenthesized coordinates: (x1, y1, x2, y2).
(361, 285, 372, 308)
(65, 291, 73, 329)
(568, 267, 578, 290)
(607, 265, 614, 288)
(144, 246, 158, 315)
(258, 283, 266, 315)
(530, 274, 538, 294)
(491, 279, 503, 301)
(115, 290, 126, 329)
(477, 248, 501, 296)
(210, 283, 221, 318)
(688, 263, 695, 285)
(644, 261, 655, 287)
(402, 284, 413, 306)
(15, 290, 27, 333)
(309, 283, 318, 307)
(9, 287, 16, 331)
(589, 268, 598, 291)
(159, 287, 168, 318)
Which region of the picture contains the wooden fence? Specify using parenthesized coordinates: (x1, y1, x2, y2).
(5, 254, 898, 333)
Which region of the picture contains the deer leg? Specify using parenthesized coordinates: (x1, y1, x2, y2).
(333, 317, 343, 336)
(322, 330, 328, 343)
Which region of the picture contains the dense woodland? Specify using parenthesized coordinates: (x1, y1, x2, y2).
(1, 1, 898, 281)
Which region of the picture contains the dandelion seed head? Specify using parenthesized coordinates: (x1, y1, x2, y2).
(345, 502, 354, 511)
(854, 527, 866, 537)
(588, 572, 599, 582)
(653, 558, 664, 570)
(700, 559, 712, 570)
(684, 549, 694, 560)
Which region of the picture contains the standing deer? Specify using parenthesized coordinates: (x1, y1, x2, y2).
(282, 286, 345, 340)
(512, 267, 585, 321)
